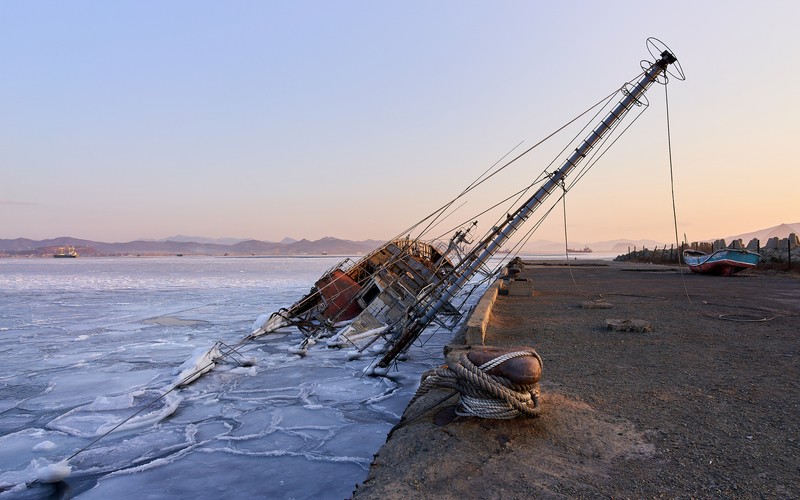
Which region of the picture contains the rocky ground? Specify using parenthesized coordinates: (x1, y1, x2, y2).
(353, 261, 799, 499)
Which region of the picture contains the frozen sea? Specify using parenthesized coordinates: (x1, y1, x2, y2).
(0, 256, 493, 499)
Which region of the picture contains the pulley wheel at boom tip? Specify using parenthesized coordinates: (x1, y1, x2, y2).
(621, 82, 650, 107)
(646, 37, 685, 81)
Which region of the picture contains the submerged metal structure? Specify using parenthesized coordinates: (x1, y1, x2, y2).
(251, 38, 684, 370)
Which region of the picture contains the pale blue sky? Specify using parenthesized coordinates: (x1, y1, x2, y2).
(2, 1, 798, 244)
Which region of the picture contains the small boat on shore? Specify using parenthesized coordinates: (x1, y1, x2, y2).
(682, 248, 759, 276)
(53, 246, 78, 258)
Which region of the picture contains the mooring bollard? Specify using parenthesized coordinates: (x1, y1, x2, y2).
(414, 346, 543, 419)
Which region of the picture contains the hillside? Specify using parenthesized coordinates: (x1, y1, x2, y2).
(3, 222, 796, 258)
(0, 236, 382, 257)
(523, 221, 800, 253)
(723, 222, 800, 244)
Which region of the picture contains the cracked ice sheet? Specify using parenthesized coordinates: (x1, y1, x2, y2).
(0, 256, 490, 498)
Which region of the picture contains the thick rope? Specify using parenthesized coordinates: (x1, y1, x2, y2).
(411, 349, 542, 419)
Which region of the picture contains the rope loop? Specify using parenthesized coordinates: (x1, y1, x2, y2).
(412, 348, 542, 419)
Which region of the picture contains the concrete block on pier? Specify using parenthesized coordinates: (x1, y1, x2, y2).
(507, 278, 534, 297)
(463, 281, 499, 345)
(605, 318, 653, 332)
(764, 237, 780, 250)
(581, 300, 614, 309)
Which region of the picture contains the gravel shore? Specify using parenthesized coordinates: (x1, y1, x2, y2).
(353, 261, 799, 498)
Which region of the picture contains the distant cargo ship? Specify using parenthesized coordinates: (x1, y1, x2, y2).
(53, 246, 79, 258)
(567, 246, 592, 253)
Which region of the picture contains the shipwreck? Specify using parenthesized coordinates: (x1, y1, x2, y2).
(241, 38, 685, 372)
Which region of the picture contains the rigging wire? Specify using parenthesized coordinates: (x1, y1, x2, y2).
(662, 83, 775, 322)
(480, 87, 649, 277)
(54, 68, 675, 469)
(410, 87, 624, 243)
(478, 91, 641, 278)
(560, 183, 588, 293)
(457, 74, 650, 263)
(414, 140, 525, 240)
(431, 180, 545, 242)
(255, 74, 652, 331)
(357, 83, 653, 359)
(474, 72, 647, 249)
(65, 354, 221, 462)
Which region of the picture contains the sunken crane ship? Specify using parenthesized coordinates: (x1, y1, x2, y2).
(248, 38, 684, 372)
(5, 40, 686, 498)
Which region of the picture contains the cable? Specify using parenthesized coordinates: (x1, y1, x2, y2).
(662, 83, 774, 322)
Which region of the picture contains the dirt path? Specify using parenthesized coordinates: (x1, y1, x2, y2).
(353, 261, 799, 498)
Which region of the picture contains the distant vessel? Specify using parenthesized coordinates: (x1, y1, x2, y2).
(53, 246, 78, 258)
(682, 248, 759, 276)
(567, 246, 592, 253)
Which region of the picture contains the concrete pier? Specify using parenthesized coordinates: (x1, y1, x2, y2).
(353, 260, 800, 498)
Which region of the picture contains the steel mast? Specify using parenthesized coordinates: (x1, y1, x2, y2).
(377, 46, 680, 368)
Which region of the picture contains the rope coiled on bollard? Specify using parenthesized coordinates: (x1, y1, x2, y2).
(411, 349, 543, 419)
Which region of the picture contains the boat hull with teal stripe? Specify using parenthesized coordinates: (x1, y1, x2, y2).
(683, 249, 760, 276)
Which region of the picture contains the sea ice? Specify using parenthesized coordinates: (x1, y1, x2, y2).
(34, 459, 72, 483)
(0, 256, 488, 499)
(32, 440, 56, 451)
(174, 344, 221, 386)
(47, 390, 183, 438)
(0, 458, 71, 492)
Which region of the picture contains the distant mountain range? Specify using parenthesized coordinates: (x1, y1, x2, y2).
(0, 236, 384, 257)
(723, 222, 800, 245)
(151, 235, 253, 245)
(0, 235, 691, 257)
(154, 235, 303, 245)
(523, 222, 800, 253)
(3, 222, 797, 257)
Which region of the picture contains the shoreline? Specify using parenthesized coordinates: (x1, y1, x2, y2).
(353, 260, 799, 498)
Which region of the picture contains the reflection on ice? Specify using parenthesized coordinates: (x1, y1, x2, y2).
(48, 390, 183, 438)
(0, 257, 489, 498)
(19, 369, 165, 412)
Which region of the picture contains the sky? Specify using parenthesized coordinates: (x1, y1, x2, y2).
(2, 1, 798, 246)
